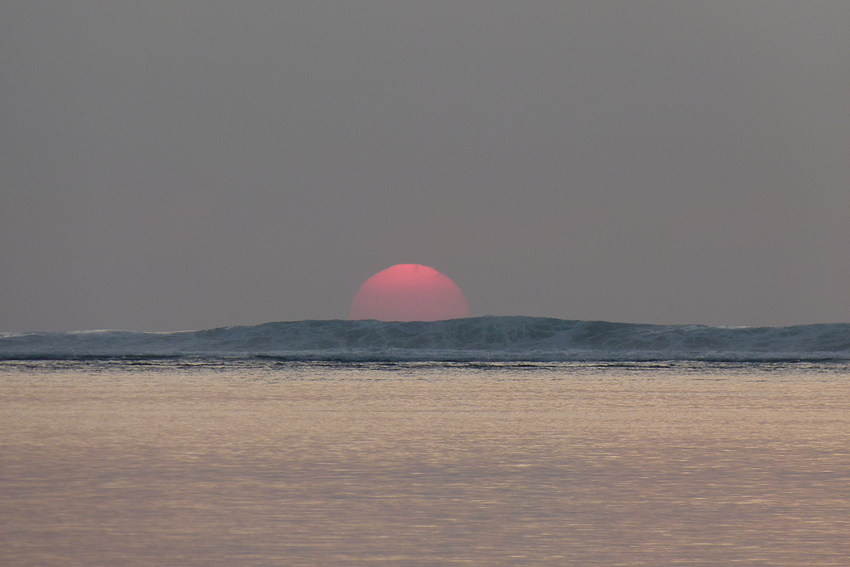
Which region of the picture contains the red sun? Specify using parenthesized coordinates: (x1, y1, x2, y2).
(350, 264, 470, 322)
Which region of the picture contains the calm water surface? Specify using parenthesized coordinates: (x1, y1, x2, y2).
(1, 361, 849, 566)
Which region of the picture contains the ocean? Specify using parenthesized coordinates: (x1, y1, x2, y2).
(2, 318, 849, 566)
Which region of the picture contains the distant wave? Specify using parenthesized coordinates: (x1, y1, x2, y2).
(2, 317, 849, 362)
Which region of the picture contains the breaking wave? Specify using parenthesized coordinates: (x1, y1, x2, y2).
(2, 317, 850, 362)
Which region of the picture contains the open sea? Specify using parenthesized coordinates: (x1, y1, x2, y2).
(2, 318, 849, 566)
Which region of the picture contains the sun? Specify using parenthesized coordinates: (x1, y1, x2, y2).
(350, 264, 470, 322)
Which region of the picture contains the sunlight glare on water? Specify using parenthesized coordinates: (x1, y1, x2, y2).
(1, 361, 849, 566)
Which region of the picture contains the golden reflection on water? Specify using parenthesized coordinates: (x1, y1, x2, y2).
(1, 362, 849, 566)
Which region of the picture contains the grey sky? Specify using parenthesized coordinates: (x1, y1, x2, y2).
(2, 1, 849, 331)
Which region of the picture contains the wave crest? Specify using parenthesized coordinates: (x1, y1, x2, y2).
(2, 316, 849, 361)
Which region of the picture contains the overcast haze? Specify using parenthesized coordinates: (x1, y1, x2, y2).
(2, 1, 849, 331)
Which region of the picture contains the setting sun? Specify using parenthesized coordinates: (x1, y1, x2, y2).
(349, 264, 470, 322)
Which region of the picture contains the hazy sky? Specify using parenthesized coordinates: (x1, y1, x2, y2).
(2, 1, 849, 331)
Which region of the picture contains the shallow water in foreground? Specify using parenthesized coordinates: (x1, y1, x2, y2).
(2, 360, 849, 566)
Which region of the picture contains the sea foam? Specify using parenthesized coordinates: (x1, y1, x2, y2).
(2, 316, 849, 362)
